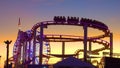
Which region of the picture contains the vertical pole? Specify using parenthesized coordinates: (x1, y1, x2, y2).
(110, 33, 113, 57)
(39, 23, 44, 65)
(18, 42, 21, 64)
(23, 42, 26, 64)
(6, 44, 9, 68)
(89, 41, 92, 62)
(83, 24, 88, 62)
(25, 41, 27, 63)
(4, 40, 12, 68)
(28, 41, 31, 63)
(62, 42, 65, 60)
(33, 30, 36, 64)
(14, 43, 20, 68)
(22, 43, 24, 64)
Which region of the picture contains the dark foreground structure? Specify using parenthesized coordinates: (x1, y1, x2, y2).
(53, 57, 95, 68)
(104, 57, 120, 68)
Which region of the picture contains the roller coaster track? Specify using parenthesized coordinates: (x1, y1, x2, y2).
(30, 18, 110, 57)
(31, 19, 110, 39)
(12, 16, 111, 66)
(42, 34, 109, 56)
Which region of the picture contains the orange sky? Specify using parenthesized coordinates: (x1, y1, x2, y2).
(0, 25, 120, 67)
(0, 0, 120, 68)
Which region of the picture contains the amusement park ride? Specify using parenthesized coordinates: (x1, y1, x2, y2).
(7, 16, 114, 68)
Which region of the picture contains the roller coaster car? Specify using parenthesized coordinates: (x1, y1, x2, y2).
(92, 20, 108, 30)
(67, 16, 79, 24)
(80, 18, 109, 34)
(54, 16, 66, 23)
(54, 16, 79, 24)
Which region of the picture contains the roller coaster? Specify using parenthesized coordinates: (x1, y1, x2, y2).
(10, 16, 113, 68)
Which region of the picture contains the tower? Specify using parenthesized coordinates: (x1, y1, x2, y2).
(18, 18, 21, 30)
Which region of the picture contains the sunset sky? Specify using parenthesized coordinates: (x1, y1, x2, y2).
(0, 0, 120, 67)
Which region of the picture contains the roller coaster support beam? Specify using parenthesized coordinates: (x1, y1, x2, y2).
(110, 33, 113, 57)
(33, 29, 36, 64)
(89, 41, 92, 62)
(83, 24, 88, 62)
(28, 41, 31, 62)
(62, 42, 65, 60)
(39, 23, 44, 65)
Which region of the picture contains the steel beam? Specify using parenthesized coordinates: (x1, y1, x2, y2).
(110, 33, 113, 57)
(83, 24, 88, 62)
(39, 23, 44, 65)
(62, 42, 65, 60)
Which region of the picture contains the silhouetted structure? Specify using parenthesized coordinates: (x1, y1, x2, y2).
(4, 40, 12, 68)
(104, 57, 120, 68)
(11, 16, 113, 68)
(54, 57, 95, 68)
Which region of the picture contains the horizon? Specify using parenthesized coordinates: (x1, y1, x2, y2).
(0, 0, 120, 68)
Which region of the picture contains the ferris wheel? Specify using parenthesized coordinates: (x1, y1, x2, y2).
(13, 29, 51, 65)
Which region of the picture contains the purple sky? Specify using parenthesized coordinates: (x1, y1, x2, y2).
(0, 0, 120, 67)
